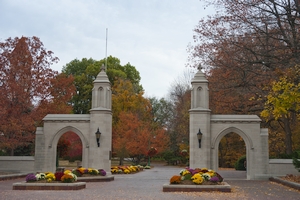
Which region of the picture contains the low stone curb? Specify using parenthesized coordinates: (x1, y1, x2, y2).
(77, 175, 114, 182)
(162, 182, 231, 192)
(12, 181, 86, 190)
(269, 177, 300, 191)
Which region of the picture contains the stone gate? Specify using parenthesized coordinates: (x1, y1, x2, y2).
(34, 68, 112, 174)
(24, 66, 297, 178)
(189, 68, 269, 180)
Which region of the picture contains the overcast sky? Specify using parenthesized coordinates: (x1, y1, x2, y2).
(0, 0, 214, 99)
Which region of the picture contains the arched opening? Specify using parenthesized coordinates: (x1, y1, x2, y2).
(57, 131, 83, 168)
(49, 126, 88, 171)
(212, 127, 252, 180)
(218, 132, 246, 170)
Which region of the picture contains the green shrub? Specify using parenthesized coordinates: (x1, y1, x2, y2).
(234, 155, 246, 171)
(277, 153, 294, 159)
(184, 173, 192, 180)
(162, 150, 183, 165)
(162, 151, 174, 162)
(292, 151, 300, 172)
(0, 150, 8, 156)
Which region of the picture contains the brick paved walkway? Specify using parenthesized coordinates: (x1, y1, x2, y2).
(0, 162, 299, 200)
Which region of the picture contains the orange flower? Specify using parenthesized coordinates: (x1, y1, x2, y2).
(170, 175, 181, 184)
(78, 167, 85, 174)
(61, 174, 74, 183)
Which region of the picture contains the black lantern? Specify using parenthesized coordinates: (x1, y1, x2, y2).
(95, 128, 101, 147)
(197, 129, 203, 148)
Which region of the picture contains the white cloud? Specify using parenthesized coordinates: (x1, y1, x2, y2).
(0, 0, 214, 98)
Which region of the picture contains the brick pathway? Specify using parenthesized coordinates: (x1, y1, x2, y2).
(0, 162, 299, 200)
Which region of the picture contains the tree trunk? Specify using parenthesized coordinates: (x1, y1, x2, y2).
(283, 117, 293, 155)
(8, 149, 14, 156)
(119, 157, 124, 166)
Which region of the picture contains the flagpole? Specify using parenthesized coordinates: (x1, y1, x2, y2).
(105, 28, 108, 71)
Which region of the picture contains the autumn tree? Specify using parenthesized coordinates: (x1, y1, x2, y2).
(163, 69, 193, 157)
(114, 111, 168, 165)
(190, 0, 300, 70)
(148, 97, 174, 129)
(58, 131, 82, 161)
(0, 36, 74, 155)
(57, 137, 71, 160)
(189, 0, 300, 113)
(261, 65, 300, 154)
(112, 78, 150, 123)
(62, 56, 143, 114)
(113, 112, 149, 165)
(112, 78, 169, 164)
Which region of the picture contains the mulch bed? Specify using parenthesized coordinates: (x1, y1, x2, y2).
(281, 174, 300, 184)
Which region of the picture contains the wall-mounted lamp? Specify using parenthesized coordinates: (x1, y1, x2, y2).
(197, 129, 203, 148)
(95, 128, 101, 147)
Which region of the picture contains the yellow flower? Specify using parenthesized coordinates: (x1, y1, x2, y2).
(78, 167, 85, 174)
(129, 166, 137, 172)
(45, 173, 55, 181)
(64, 170, 72, 174)
(207, 171, 215, 177)
(88, 168, 93, 173)
(191, 173, 204, 184)
(182, 170, 190, 176)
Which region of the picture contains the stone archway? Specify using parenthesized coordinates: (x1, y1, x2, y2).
(50, 126, 88, 170)
(189, 67, 269, 180)
(34, 68, 112, 174)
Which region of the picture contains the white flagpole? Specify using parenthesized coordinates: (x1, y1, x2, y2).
(105, 28, 108, 71)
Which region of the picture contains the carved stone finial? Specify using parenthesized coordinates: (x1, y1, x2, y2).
(101, 64, 105, 71)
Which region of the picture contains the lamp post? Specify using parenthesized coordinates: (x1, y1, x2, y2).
(197, 129, 203, 148)
(147, 151, 151, 166)
(95, 128, 101, 147)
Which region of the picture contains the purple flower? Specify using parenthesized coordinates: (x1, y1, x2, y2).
(210, 176, 219, 182)
(99, 169, 106, 176)
(84, 169, 89, 174)
(25, 173, 37, 182)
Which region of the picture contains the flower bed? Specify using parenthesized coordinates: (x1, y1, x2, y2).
(13, 167, 112, 190)
(72, 167, 114, 182)
(111, 165, 145, 174)
(72, 167, 107, 177)
(163, 167, 231, 192)
(25, 170, 78, 183)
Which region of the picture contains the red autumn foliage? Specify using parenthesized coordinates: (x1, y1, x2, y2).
(58, 131, 82, 160)
(0, 36, 75, 155)
(113, 111, 169, 163)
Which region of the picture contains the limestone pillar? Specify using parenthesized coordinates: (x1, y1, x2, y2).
(189, 66, 212, 169)
(89, 66, 112, 174)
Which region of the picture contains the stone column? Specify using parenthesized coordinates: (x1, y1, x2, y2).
(189, 66, 211, 169)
